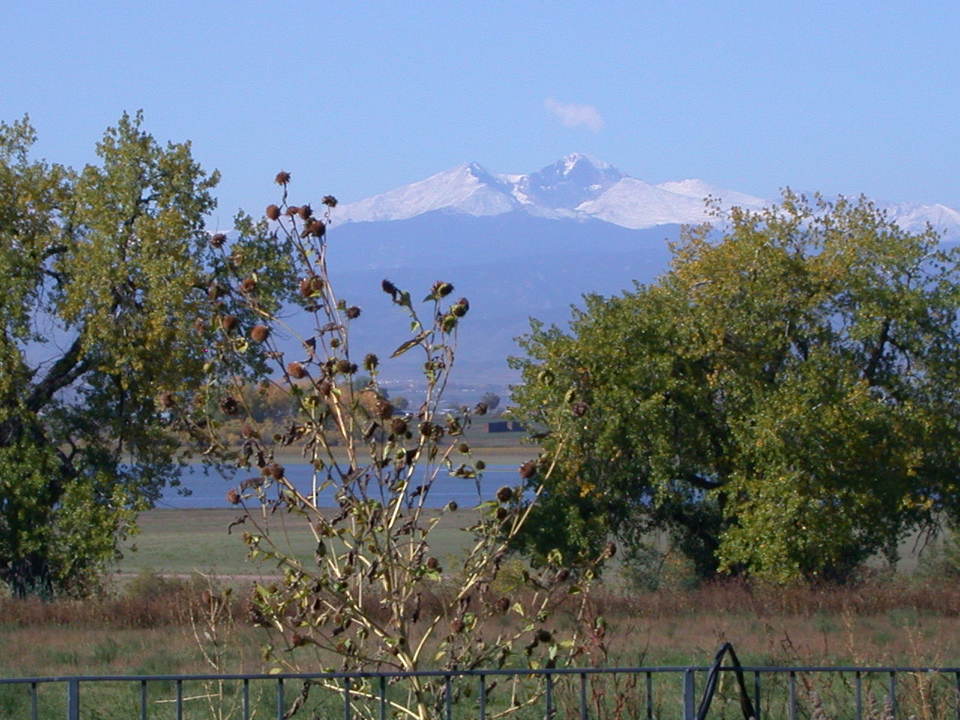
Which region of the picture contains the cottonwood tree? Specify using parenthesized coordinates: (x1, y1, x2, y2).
(510, 192, 960, 583)
(193, 176, 601, 720)
(0, 113, 289, 597)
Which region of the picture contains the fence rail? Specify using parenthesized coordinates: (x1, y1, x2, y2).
(3, 662, 960, 720)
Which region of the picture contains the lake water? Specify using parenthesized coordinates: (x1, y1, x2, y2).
(156, 463, 518, 509)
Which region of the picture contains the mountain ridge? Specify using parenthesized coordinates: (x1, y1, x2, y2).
(332, 153, 960, 238)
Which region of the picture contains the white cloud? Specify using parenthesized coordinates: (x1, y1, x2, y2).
(544, 98, 604, 132)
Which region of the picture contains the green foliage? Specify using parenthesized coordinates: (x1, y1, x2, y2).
(0, 113, 289, 597)
(510, 191, 960, 583)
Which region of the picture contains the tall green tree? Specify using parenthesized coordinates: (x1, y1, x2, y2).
(0, 113, 289, 597)
(510, 192, 960, 583)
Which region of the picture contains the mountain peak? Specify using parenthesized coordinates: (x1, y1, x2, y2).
(333, 162, 516, 223)
(331, 158, 960, 238)
(514, 154, 625, 209)
(559, 152, 614, 173)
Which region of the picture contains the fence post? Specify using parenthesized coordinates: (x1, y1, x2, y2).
(888, 672, 897, 719)
(683, 669, 695, 720)
(66, 678, 79, 720)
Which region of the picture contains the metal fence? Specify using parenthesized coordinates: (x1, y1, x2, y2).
(3, 661, 960, 720)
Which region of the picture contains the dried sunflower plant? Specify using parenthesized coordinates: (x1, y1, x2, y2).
(182, 173, 604, 720)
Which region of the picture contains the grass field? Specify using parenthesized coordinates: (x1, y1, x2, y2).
(117, 507, 479, 577)
(6, 431, 960, 718)
(119, 428, 533, 576)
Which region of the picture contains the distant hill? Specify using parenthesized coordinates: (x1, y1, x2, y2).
(322, 212, 680, 385)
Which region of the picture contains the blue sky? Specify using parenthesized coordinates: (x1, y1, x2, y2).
(4, 1, 959, 228)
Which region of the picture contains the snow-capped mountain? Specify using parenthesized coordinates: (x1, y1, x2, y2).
(296, 154, 960, 387)
(882, 202, 960, 236)
(333, 154, 960, 238)
(335, 163, 517, 222)
(334, 153, 766, 229)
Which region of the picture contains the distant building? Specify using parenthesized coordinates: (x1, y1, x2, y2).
(486, 420, 524, 433)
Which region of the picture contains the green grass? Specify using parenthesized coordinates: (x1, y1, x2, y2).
(118, 507, 478, 577)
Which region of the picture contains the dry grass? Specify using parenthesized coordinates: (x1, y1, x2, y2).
(3, 574, 960, 671)
(3, 575, 960, 719)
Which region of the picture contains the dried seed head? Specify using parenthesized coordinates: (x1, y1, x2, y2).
(496, 596, 510, 613)
(336, 359, 353, 375)
(458, 442, 470, 454)
(322, 195, 338, 207)
(330, 338, 341, 348)
(285, 205, 299, 217)
(298, 204, 313, 220)
(519, 460, 537, 480)
(345, 306, 361, 320)
(305, 220, 326, 238)
(299, 275, 324, 297)
(266, 204, 281, 221)
(275, 171, 291, 185)
(535, 629, 552, 643)
(451, 298, 470, 317)
(432, 281, 454, 298)
(495, 507, 508, 521)
(476, 460, 486, 470)
(450, 619, 465, 633)
(240, 276, 257, 293)
(220, 315, 239, 332)
(364, 353, 379, 371)
(210, 233, 227, 248)
(426, 557, 440, 570)
(291, 632, 307, 648)
(496, 486, 513, 503)
(250, 325, 270, 343)
(376, 398, 394, 420)
(220, 396, 239, 415)
(391, 418, 408, 435)
(474, 402, 488, 416)
(226, 488, 241, 505)
(446, 501, 458, 512)
(317, 379, 333, 396)
(266, 463, 285, 479)
(287, 362, 307, 379)
(381, 279, 397, 296)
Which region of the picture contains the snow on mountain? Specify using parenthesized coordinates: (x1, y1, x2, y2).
(881, 202, 960, 236)
(332, 154, 960, 239)
(512, 152, 624, 208)
(333, 153, 743, 229)
(334, 163, 518, 223)
(576, 177, 712, 229)
(656, 179, 766, 210)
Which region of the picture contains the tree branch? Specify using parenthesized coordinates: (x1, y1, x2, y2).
(864, 317, 891, 382)
(683, 472, 726, 490)
(26, 335, 90, 412)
